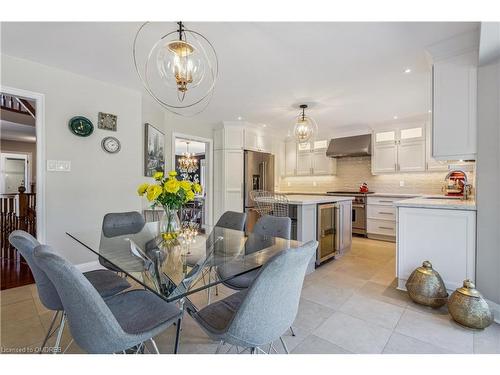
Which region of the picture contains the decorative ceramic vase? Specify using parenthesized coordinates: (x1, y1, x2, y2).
(405, 260, 449, 308)
(160, 206, 181, 241)
(448, 280, 493, 329)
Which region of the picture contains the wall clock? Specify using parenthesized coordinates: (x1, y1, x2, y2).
(101, 136, 121, 154)
(68, 116, 94, 137)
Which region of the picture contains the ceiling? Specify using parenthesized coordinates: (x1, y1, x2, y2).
(1, 22, 479, 133)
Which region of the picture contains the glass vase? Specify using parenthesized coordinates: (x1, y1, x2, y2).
(160, 206, 181, 241)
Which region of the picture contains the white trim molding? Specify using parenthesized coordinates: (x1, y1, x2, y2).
(171, 132, 214, 226)
(1, 85, 46, 243)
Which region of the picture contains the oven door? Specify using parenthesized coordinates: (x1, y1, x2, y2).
(352, 203, 366, 234)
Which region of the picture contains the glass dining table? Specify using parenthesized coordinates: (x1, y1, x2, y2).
(67, 222, 303, 312)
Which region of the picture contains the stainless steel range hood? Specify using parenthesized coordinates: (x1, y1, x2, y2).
(326, 134, 372, 158)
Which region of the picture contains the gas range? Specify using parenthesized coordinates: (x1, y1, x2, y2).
(326, 191, 374, 236)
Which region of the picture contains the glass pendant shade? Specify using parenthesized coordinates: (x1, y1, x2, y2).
(133, 22, 218, 116)
(293, 105, 318, 143)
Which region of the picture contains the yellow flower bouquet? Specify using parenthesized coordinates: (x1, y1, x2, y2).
(137, 170, 202, 239)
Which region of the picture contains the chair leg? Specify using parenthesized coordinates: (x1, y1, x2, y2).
(289, 326, 296, 336)
(54, 312, 66, 354)
(215, 340, 224, 354)
(174, 318, 182, 354)
(279, 336, 290, 354)
(149, 338, 160, 354)
(250, 347, 257, 354)
(39, 311, 59, 353)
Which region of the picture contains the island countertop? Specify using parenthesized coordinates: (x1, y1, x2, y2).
(283, 195, 354, 205)
(394, 196, 476, 211)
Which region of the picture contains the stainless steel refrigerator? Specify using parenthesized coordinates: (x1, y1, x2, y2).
(244, 150, 275, 231)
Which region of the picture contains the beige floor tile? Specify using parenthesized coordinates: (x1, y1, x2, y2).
(406, 300, 450, 316)
(292, 334, 351, 354)
(301, 282, 356, 310)
(473, 322, 500, 354)
(370, 267, 397, 286)
(313, 311, 392, 354)
(339, 294, 405, 330)
(32, 296, 50, 315)
(0, 285, 33, 306)
(395, 309, 474, 353)
(383, 332, 454, 354)
(293, 298, 335, 332)
(356, 280, 410, 308)
(332, 257, 382, 281)
(1, 299, 39, 323)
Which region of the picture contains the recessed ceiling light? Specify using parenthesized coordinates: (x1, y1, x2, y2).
(237, 116, 243, 120)
(428, 109, 432, 113)
(393, 115, 398, 120)
(404, 68, 412, 74)
(262, 124, 267, 128)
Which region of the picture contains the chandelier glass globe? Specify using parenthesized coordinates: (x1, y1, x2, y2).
(133, 22, 218, 116)
(293, 104, 318, 144)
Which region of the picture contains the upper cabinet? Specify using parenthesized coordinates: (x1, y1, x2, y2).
(283, 139, 336, 177)
(214, 124, 244, 150)
(428, 30, 479, 161)
(244, 128, 272, 153)
(372, 126, 426, 174)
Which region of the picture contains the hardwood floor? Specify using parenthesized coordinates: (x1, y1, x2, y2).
(1, 257, 34, 290)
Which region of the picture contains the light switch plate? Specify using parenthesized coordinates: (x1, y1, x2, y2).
(399, 180, 405, 187)
(47, 160, 71, 172)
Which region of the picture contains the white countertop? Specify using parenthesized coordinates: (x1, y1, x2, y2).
(369, 193, 422, 198)
(284, 195, 354, 205)
(394, 196, 476, 211)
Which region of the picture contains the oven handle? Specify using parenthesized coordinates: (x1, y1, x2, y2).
(352, 204, 365, 208)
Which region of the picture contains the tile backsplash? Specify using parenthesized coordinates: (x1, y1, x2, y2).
(279, 157, 475, 195)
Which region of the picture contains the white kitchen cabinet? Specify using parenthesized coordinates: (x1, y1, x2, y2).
(214, 125, 244, 150)
(427, 29, 479, 161)
(372, 126, 425, 173)
(397, 206, 476, 291)
(336, 200, 352, 254)
(296, 151, 313, 175)
(366, 195, 411, 241)
(213, 149, 244, 221)
(372, 142, 397, 173)
(425, 118, 448, 171)
(244, 128, 272, 153)
(432, 53, 477, 161)
(284, 140, 297, 176)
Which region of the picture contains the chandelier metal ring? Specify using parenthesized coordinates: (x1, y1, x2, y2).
(133, 22, 219, 117)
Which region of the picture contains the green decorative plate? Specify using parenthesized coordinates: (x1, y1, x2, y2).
(68, 116, 94, 137)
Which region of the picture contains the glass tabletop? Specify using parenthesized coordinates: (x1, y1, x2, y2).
(66, 222, 303, 305)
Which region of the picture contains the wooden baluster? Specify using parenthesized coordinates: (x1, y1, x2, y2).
(18, 188, 28, 232)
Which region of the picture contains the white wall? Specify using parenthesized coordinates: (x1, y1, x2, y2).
(1, 54, 146, 264)
(476, 23, 500, 310)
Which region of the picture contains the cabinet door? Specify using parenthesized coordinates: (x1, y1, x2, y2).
(244, 128, 258, 151)
(296, 152, 313, 175)
(396, 142, 427, 172)
(425, 119, 448, 171)
(433, 56, 477, 160)
(224, 127, 244, 150)
(224, 150, 244, 212)
(312, 150, 334, 175)
(257, 133, 272, 153)
(284, 141, 297, 176)
(372, 143, 397, 173)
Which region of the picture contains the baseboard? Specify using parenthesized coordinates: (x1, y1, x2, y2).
(75, 260, 105, 273)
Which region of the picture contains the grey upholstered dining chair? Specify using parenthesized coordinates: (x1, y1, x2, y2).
(8, 230, 131, 353)
(189, 240, 318, 354)
(215, 211, 247, 231)
(33, 244, 183, 354)
(100, 211, 147, 272)
(216, 215, 292, 290)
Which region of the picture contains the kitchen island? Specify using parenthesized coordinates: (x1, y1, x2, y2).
(283, 194, 354, 273)
(395, 196, 476, 291)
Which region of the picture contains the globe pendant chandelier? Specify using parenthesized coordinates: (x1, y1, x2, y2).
(133, 22, 218, 116)
(293, 104, 318, 144)
(178, 142, 198, 173)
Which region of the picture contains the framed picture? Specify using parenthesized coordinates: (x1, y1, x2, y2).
(97, 112, 117, 131)
(144, 123, 165, 177)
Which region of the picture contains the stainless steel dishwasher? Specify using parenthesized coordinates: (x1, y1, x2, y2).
(316, 203, 338, 265)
